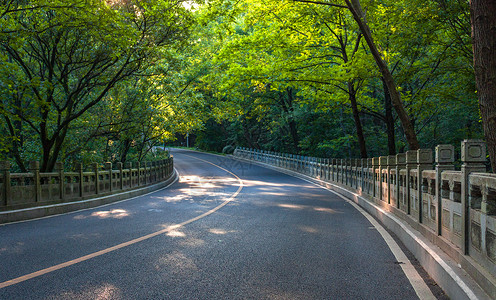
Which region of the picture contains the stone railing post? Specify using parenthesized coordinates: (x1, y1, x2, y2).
(329, 159, 334, 181)
(360, 158, 366, 192)
(326, 159, 330, 181)
(94, 163, 100, 195)
(55, 162, 64, 201)
(354, 159, 360, 189)
(1, 161, 11, 206)
(347, 159, 352, 185)
(319, 158, 324, 179)
(365, 158, 372, 195)
(138, 161, 142, 186)
(379, 156, 387, 201)
(405, 151, 417, 215)
(387, 155, 396, 205)
(417, 149, 433, 223)
(105, 162, 112, 192)
(396, 153, 406, 209)
(117, 162, 123, 190)
(29, 161, 41, 202)
(372, 157, 379, 198)
(340, 159, 344, 183)
(125, 162, 133, 188)
(435, 144, 455, 236)
(461, 139, 486, 255)
(77, 163, 83, 197)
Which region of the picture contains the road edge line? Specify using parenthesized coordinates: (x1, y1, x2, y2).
(232, 156, 488, 300)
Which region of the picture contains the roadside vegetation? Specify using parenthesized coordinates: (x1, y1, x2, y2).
(1, 0, 494, 171)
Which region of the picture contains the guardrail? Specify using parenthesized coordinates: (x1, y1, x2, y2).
(234, 140, 496, 297)
(0, 158, 174, 211)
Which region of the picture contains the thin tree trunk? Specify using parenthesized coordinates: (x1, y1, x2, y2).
(382, 78, 396, 155)
(345, 0, 419, 150)
(470, 0, 496, 171)
(348, 82, 368, 158)
(286, 88, 300, 154)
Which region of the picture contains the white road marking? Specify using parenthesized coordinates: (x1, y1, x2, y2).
(0, 155, 244, 289)
(237, 159, 438, 300)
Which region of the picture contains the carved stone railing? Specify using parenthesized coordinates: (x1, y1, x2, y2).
(0, 158, 174, 211)
(234, 140, 496, 297)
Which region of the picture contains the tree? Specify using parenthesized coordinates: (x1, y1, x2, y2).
(470, 0, 496, 171)
(0, 0, 193, 171)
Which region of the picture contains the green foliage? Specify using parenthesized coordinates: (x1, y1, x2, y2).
(0, 0, 484, 168)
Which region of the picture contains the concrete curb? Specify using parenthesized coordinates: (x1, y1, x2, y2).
(0, 169, 178, 225)
(232, 156, 491, 300)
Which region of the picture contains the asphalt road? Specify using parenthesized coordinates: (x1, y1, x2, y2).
(0, 149, 440, 299)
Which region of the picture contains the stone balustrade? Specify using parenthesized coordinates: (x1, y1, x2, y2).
(233, 140, 496, 296)
(0, 158, 174, 211)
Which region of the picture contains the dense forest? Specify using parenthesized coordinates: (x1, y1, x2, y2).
(0, 0, 494, 172)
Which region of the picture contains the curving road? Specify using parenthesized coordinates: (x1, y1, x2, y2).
(0, 149, 443, 299)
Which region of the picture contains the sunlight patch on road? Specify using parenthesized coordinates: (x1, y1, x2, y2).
(208, 228, 237, 235)
(298, 225, 318, 234)
(49, 283, 121, 300)
(91, 209, 130, 219)
(167, 230, 186, 237)
(155, 251, 198, 274)
(277, 203, 340, 214)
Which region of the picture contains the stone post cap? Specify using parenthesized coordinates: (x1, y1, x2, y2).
(55, 162, 63, 171)
(367, 158, 373, 167)
(461, 139, 486, 163)
(372, 157, 379, 167)
(387, 155, 396, 166)
(379, 156, 387, 166)
(417, 149, 433, 164)
(29, 161, 40, 171)
(0, 161, 10, 170)
(396, 153, 406, 165)
(435, 144, 455, 164)
(105, 162, 112, 170)
(406, 150, 417, 164)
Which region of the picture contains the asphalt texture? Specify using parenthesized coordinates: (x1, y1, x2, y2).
(0, 149, 435, 299)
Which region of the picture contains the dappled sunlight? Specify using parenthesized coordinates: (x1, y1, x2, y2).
(178, 237, 206, 248)
(278, 203, 305, 210)
(159, 223, 181, 231)
(155, 251, 198, 274)
(167, 230, 186, 237)
(49, 283, 121, 300)
(277, 203, 341, 214)
(298, 225, 318, 234)
(91, 209, 130, 219)
(208, 228, 237, 235)
(313, 207, 339, 214)
(241, 179, 308, 189)
(261, 286, 312, 300)
(73, 209, 131, 220)
(151, 175, 238, 204)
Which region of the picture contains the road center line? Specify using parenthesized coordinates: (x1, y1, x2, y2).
(0, 154, 244, 289)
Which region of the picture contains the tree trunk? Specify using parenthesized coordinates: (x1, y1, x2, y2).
(285, 88, 300, 154)
(470, 0, 496, 171)
(345, 0, 420, 150)
(348, 82, 368, 158)
(382, 78, 396, 155)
